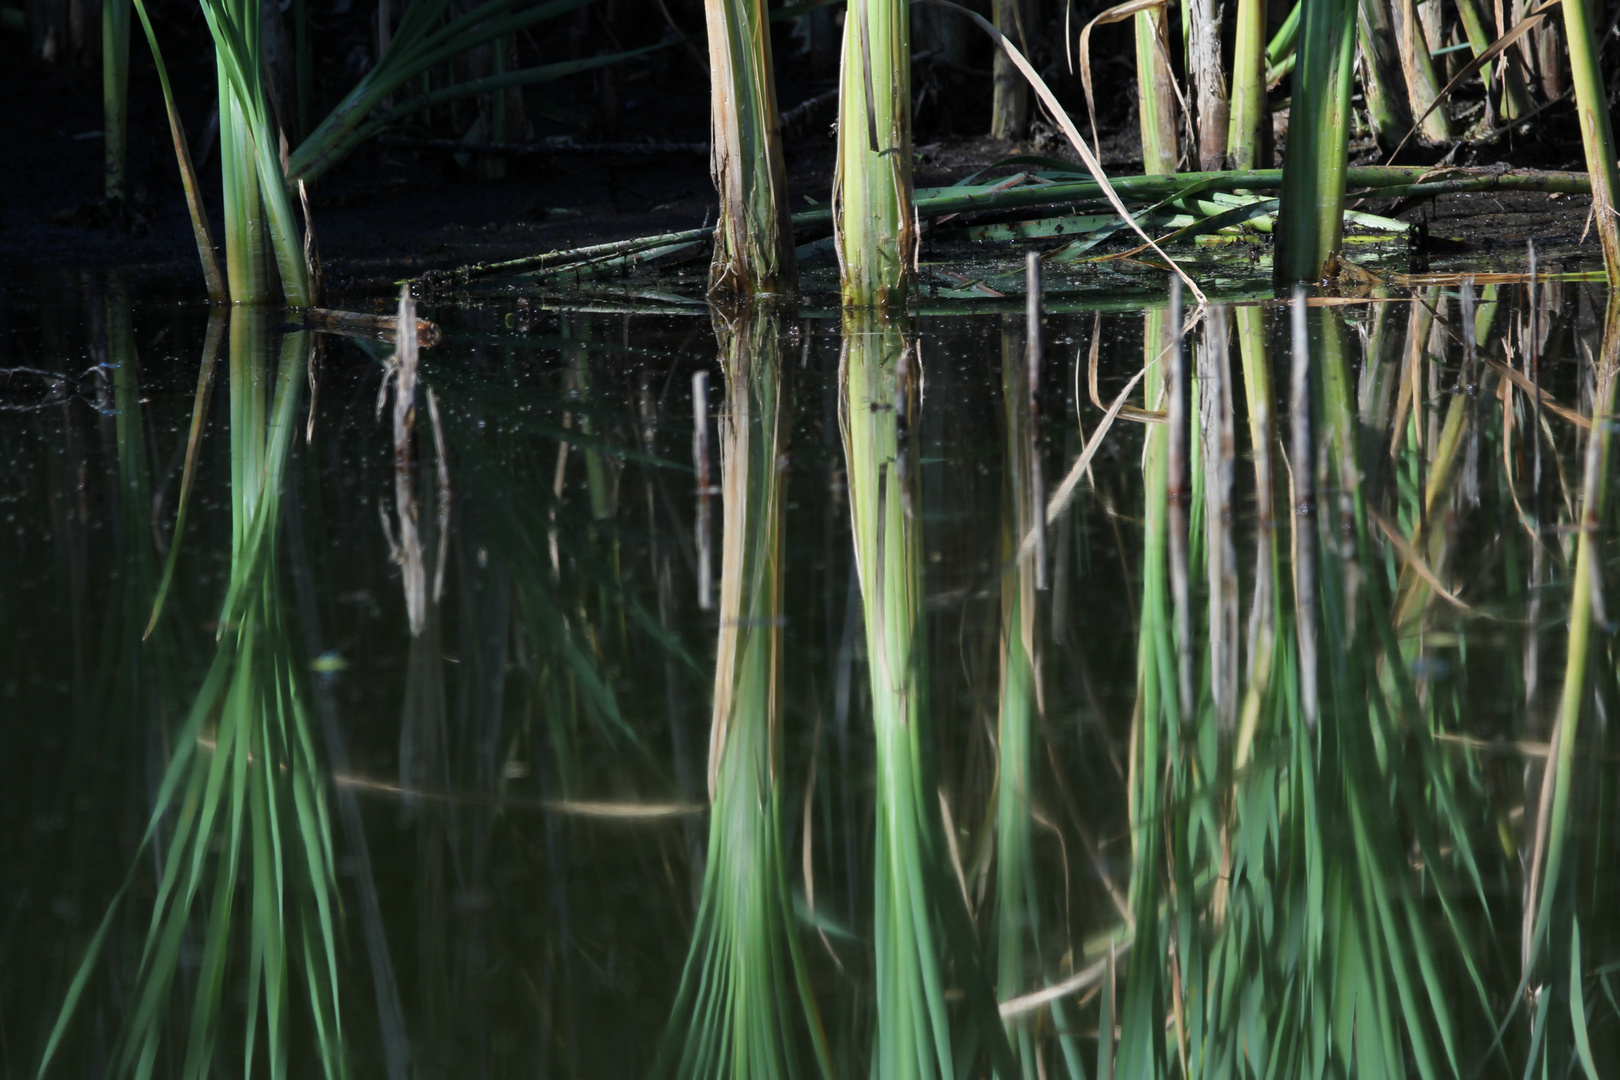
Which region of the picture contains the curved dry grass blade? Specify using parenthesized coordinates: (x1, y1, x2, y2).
(1366, 506, 1493, 617)
(1075, 0, 1169, 150)
(920, 0, 1207, 304)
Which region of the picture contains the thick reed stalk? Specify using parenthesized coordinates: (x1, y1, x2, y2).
(1356, 0, 1413, 147)
(102, 0, 130, 199)
(990, 0, 1029, 138)
(833, 0, 915, 305)
(1273, 0, 1358, 281)
(1187, 0, 1228, 169)
(705, 0, 797, 294)
(1559, 0, 1620, 284)
(1390, 0, 1451, 142)
(1135, 4, 1179, 174)
(1225, 0, 1266, 167)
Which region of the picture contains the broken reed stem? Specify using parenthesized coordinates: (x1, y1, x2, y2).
(1187, 0, 1229, 170)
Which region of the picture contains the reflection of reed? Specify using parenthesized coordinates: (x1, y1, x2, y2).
(42, 309, 346, 1080)
(841, 311, 1014, 1080)
(659, 306, 831, 1080)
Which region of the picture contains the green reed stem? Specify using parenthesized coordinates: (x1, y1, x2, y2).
(1226, 0, 1266, 168)
(1559, 0, 1620, 283)
(102, 0, 130, 200)
(1274, 0, 1358, 282)
(834, 0, 915, 305)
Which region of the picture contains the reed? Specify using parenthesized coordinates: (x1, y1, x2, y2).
(1273, 0, 1358, 281)
(200, 0, 312, 304)
(1224, 0, 1265, 168)
(704, 0, 797, 294)
(989, 0, 1029, 138)
(1135, 3, 1178, 175)
(1557, 0, 1620, 283)
(833, 0, 915, 306)
(102, 0, 129, 200)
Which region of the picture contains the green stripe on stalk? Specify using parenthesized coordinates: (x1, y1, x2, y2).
(1273, 0, 1358, 282)
(833, 0, 915, 306)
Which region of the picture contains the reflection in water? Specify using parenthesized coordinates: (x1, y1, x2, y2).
(658, 306, 831, 1079)
(41, 304, 345, 1080)
(7, 278, 1620, 1080)
(840, 312, 1015, 1080)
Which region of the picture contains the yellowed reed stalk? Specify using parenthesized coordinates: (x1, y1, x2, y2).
(705, 0, 797, 295)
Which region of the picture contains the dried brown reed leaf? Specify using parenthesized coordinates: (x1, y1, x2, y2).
(1368, 505, 1492, 616)
(1485, 355, 1592, 429)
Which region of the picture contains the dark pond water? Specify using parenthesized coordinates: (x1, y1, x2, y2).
(2, 269, 1618, 1080)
